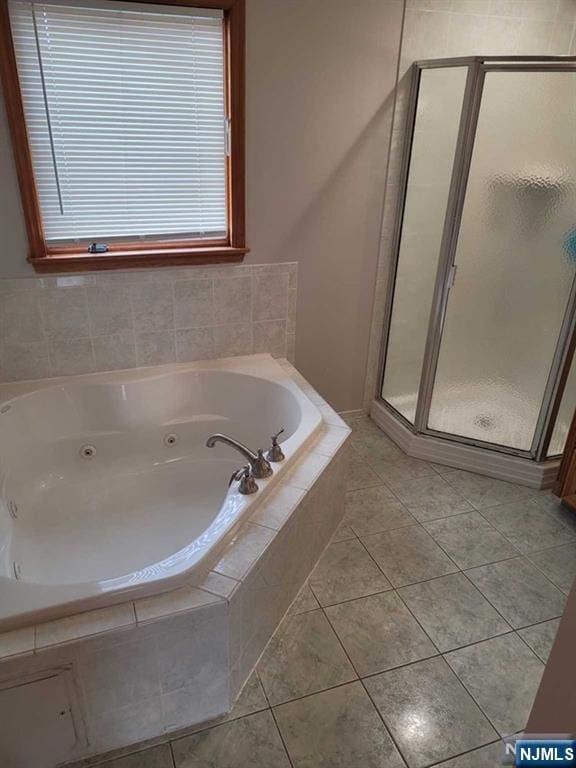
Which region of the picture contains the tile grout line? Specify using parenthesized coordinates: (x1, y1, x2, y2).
(253, 665, 296, 768)
(168, 740, 177, 768)
(344, 423, 568, 624)
(344, 457, 561, 735)
(358, 676, 413, 767)
(423, 738, 504, 768)
(381, 447, 572, 598)
(268, 705, 295, 768)
(314, 596, 417, 768)
(81, 420, 565, 767)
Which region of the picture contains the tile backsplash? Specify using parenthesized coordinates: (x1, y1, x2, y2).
(0, 262, 297, 382)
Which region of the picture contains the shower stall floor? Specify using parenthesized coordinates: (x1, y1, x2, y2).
(387, 382, 567, 458)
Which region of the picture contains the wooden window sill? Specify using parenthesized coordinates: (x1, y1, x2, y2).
(28, 246, 249, 273)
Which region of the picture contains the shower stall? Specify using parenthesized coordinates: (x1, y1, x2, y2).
(374, 57, 576, 487)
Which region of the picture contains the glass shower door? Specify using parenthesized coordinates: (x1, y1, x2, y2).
(427, 70, 576, 452)
(381, 66, 468, 423)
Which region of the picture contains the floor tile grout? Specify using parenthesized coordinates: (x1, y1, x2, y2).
(90, 419, 570, 768)
(268, 706, 295, 768)
(423, 738, 504, 768)
(358, 676, 412, 767)
(352, 459, 571, 617)
(168, 741, 177, 768)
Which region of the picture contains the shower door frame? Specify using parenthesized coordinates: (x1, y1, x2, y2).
(378, 56, 576, 462)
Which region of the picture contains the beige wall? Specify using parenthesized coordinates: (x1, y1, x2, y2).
(0, 0, 404, 411)
(245, 0, 403, 411)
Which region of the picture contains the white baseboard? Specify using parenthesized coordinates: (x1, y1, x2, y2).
(338, 409, 366, 421)
(370, 400, 560, 490)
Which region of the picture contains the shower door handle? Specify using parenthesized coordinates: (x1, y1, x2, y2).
(447, 264, 458, 289)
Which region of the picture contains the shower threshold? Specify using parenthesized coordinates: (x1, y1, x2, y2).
(370, 399, 560, 490)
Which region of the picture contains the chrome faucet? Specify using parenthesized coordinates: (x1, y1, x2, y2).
(229, 465, 259, 495)
(206, 433, 273, 479)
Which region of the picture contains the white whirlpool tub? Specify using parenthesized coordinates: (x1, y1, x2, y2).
(0, 355, 322, 629)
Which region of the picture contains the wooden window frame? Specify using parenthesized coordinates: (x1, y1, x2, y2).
(0, 0, 247, 273)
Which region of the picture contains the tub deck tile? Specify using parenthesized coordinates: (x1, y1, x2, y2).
(36, 604, 136, 649)
(213, 522, 276, 581)
(0, 626, 35, 660)
(134, 586, 224, 625)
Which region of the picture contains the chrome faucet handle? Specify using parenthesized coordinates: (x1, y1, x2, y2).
(254, 448, 274, 478)
(229, 466, 259, 495)
(266, 428, 285, 462)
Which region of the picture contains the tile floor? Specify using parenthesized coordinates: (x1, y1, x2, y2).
(84, 416, 576, 768)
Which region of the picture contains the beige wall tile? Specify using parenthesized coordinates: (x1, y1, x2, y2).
(252, 274, 289, 322)
(213, 277, 252, 325)
(87, 286, 133, 336)
(174, 279, 213, 329)
(0, 341, 50, 381)
(213, 323, 253, 357)
(93, 332, 137, 372)
(175, 327, 215, 362)
(40, 286, 90, 340)
(0, 291, 43, 343)
(135, 330, 176, 366)
(131, 283, 174, 332)
(49, 338, 95, 377)
(253, 320, 286, 358)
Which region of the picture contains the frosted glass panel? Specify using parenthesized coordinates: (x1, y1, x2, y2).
(429, 72, 576, 450)
(382, 67, 467, 423)
(549, 353, 576, 456)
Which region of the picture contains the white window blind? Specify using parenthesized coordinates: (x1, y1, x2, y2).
(8, 0, 227, 245)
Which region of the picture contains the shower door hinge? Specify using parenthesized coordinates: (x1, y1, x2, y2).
(448, 263, 458, 289)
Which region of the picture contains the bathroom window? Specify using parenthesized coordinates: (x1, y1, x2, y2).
(0, 0, 246, 272)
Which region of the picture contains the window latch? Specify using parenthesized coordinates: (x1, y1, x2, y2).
(87, 243, 108, 254)
(225, 117, 231, 157)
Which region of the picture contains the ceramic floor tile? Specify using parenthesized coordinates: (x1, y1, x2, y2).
(100, 745, 174, 768)
(346, 416, 383, 438)
(389, 475, 473, 522)
(435, 741, 503, 767)
(530, 490, 576, 521)
(325, 591, 437, 676)
(347, 450, 382, 491)
(365, 657, 497, 768)
(361, 525, 458, 588)
(518, 619, 561, 663)
(528, 544, 576, 594)
(423, 511, 517, 569)
(308, 538, 391, 606)
(481, 500, 576, 555)
(227, 672, 269, 721)
(398, 573, 511, 652)
(343, 486, 416, 536)
(330, 521, 357, 543)
(370, 456, 438, 486)
(289, 584, 320, 615)
(274, 681, 406, 768)
(441, 470, 535, 510)
(172, 710, 291, 768)
(351, 431, 405, 463)
(256, 609, 356, 706)
(445, 634, 544, 736)
(465, 557, 566, 629)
